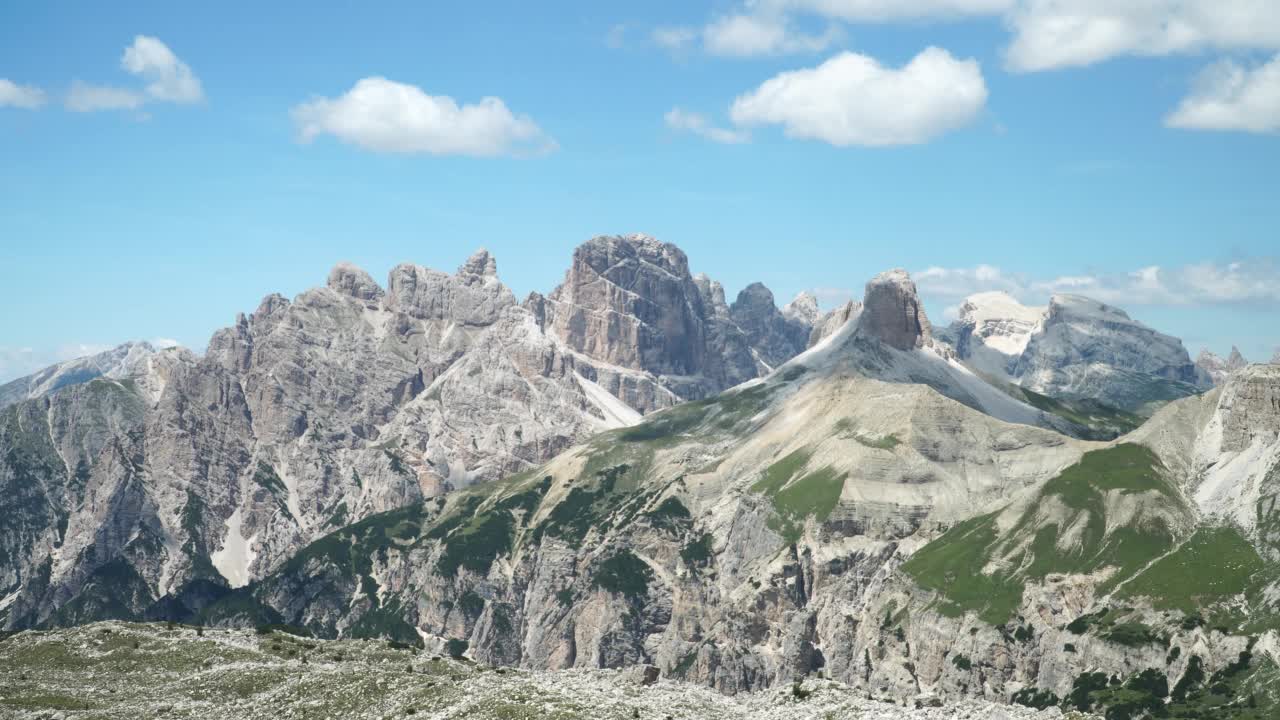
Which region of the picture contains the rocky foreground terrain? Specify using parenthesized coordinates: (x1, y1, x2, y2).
(0, 622, 1086, 720)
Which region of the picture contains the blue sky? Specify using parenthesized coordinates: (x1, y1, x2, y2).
(2, 1, 1278, 381)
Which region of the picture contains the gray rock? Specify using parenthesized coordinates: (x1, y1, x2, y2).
(0, 235, 815, 629)
(1014, 294, 1210, 413)
(808, 300, 860, 348)
(729, 283, 811, 370)
(858, 270, 932, 351)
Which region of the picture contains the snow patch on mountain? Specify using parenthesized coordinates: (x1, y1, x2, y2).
(210, 508, 257, 589)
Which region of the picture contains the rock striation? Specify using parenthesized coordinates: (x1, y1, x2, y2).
(857, 270, 934, 351)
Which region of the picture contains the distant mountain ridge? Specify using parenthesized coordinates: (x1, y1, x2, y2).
(941, 290, 1214, 415)
(0, 234, 815, 630)
(5, 237, 1278, 719)
(156, 267, 1280, 718)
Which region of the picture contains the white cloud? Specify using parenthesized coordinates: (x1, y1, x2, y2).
(149, 337, 182, 349)
(1166, 54, 1280, 133)
(1004, 0, 1280, 72)
(63, 36, 202, 113)
(760, 0, 1013, 22)
(0, 79, 46, 109)
(121, 35, 204, 103)
(65, 81, 145, 112)
(703, 13, 841, 57)
(698, 1, 1280, 71)
(729, 47, 987, 146)
(664, 107, 751, 144)
(913, 260, 1280, 307)
(653, 26, 698, 51)
(292, 77, 555, 157)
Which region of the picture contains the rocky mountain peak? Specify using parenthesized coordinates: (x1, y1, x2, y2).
(692, 273, 729, 316)
(859, 269, 932, 351)
(808, 300, 860, 348)
(729, 282, 812, 369)
(782, 291, 820, 326)
(1198, 346, 1253, 386)
(944, 291, 1044, 379)
(1046, 293, 1127, 322)
(545, 234, 705, 378)
(326, 262, 384, 303)
(458, 248, 499, 283)
(731, 282, 776, 313)
(384, 258, 516, 325)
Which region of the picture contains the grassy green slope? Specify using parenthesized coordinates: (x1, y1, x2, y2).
(902, 444, 1192, 625)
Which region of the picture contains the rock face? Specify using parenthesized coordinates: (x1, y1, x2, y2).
(941, 291, 1043, 380)
(1197, 346, 1250, 386)
(808, 300, 860, 348)
(0, 236, 815, 629)
(943, 291, 1213, 415)
(543, 235, 813, 407)
(1014, 295, 1211, 413)
(729, 283, 813, 370)
(858, 270, 933, 351)
(231, 280, 1280, 717)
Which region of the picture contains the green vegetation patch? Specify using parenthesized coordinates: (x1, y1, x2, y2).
(534, 463, 649, 545)
(280, 503, 428, 607)
(1064, 654, 1280, 720)
(900, 512, 1022, 625)
(680, 534, 714, 570)
(903, 444, 1187, 625)
(749, 448, 847, 544)
(435, 478, 551, 577)
(1017, 387, 1145, 440)
(644, 496, 691, 533)
(591, 550, 653, 602)
(1120, 526, 1265, 614)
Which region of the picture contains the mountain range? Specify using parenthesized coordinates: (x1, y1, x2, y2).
(2, 234, 1278, 719)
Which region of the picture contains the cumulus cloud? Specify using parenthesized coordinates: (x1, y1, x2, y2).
(703, 13, 841, 57)
(1166, 54, 1280, 133)
(0, 79, 46, 109)
(64, 36, 202, 112)
(292, 77, 556, 157)
(652, 26, 698, 51)
(1004, 0, 1280, 72)
(121, 35, 204, 103)
(693, 1, 1280, 70)
(729, 47, 987, 146)
(664, 107, 750, 144)
(65, 81, 145, 112)
(912, 260, 1280, 307)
